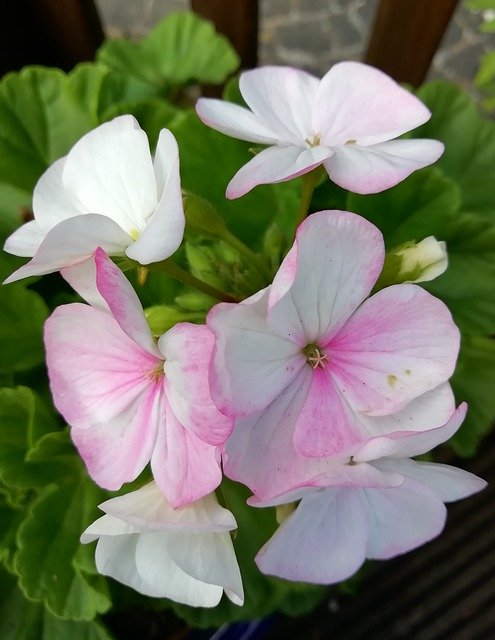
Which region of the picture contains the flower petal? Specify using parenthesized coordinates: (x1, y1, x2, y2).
(44, 303, 160, 429)
(159, 323, 233, 446)
(135, 532, 224, 605)
(126, 129, 185, 264)
(70, 384, 161, 490)
(207, 294, 305, 417)
(61, 257, 110, 313)
(3, 220, 46, 257)
(256, 488, 368, 584)
(240, 66, 320, 144)
(150, 395, 222, 508)
(323, 139, 444, 194)
(267, 210, 384, 344)
(362, 478, 447, 559)
(80, 513, 140, 543)
(3, 214, 131, 283)
(314, 61, 432, 147)
(62, 115, 157, 234)
(195, 98, 280, 144)
(329, 284, 460, 416)
(226, 144, 332, 199)
(376, 458, 487, 503)
(167, 530, 244, 605)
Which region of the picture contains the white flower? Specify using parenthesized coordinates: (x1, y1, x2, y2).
(396, 236, 448, 283)
(4, 115, 184, 283)
(81, 482, 244, 608)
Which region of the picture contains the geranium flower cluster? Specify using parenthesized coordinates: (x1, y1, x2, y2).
(3, 62, 485, 609)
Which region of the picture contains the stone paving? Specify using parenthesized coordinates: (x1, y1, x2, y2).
(95, 0, 494, 91)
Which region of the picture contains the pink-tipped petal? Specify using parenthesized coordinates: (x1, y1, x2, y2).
(159, 323, 233, 446)
(376, 458, 487, 503)
(330, 284, 460, 416)
(267, 210, 384, 344)
(71, 384, 162, 490)
(3, 220, 46, 257)
(195, 98, 280, 145)
(207, 296, 305, 417)
(61, 257, 110, 313)
(45, 303, 161, 429)
(315, 62, 432, 147)
(240, 66, 320, 144)
(151, 396, 222, 508)
(62, 115, 157, 234)
(362, 478, 447, 559)
(256, 488, 368, 584)
(226, 144, 332, 199)
(126, 129, 185, 264)
(3, 214, 131, 284)
(93, 248, 159, 355)
(323, 139, 444, 195)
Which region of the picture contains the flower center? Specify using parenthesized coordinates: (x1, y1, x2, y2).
(146, 362, 165, 382)
(306, 133, 321, 147)
(129, 227, 140, 241)
(303, 343, 328, 369)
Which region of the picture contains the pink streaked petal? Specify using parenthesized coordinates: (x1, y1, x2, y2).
(71, 384, 162, 490)
(126, 129, 185, 264)
(159, 323, 233, 446)
(315, 62, 432, 147)
(240, 66, 320, 144)
(151, 396, 222, 508)
(268, 243, 298, 308)
(362, 478, 447, 560)
(3, 220, 45, 257)
(293, 367, 368, 457)
(3, 214, 131, 284)
(32, 157, 88, 231)
(330, 284, 460, 416)
(375, 458, 487, 503)
(94, 248, 160, 355)
(354, 403, 467, 462)
(195, 98, 281, 145)
(256, 488, 368, 584)
(207, 296, 304, 417)
(226, 144, 333, 200)
(323, 139, 444, 195)
(267, 210, 384, 344)
(62, 115, 157, 234)
(44, 303, 161, 429)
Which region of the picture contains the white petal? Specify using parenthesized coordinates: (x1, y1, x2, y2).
(80, 513, 140, 543)
(61, 257, 110, 313)
(3, 220, 46, 257)
(126, 129, 185, 264)
(196, 98, 281, 144)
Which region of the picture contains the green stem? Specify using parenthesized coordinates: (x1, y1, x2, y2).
(295, 166, 324, 228)
(220, 228, 272, 282)
(147, 259, 240, 303)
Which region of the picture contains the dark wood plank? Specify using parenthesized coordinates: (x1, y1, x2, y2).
(365, 0, 460, 86)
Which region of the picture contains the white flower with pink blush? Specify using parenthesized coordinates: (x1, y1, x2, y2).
(44, 248, 232, 508)
(4, 115, 184, 283)
(250, 405, 486, 585)
(195, 62, 444, 198)
(81, 482, 244, 607)
(208, 210, 460, 466)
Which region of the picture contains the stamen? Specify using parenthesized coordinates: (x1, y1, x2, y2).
(305, 133, 321, 147)
(303, 343, 328, 369)
(146, 363, 165, 382)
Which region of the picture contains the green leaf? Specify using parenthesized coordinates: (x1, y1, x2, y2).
(0, 284, 48, 373)
(465, 0, 495, 9)
(415, 82, 495, 221)
(347, 167, 460, 248)
(424, 212, 495, 333)
(0, 182, 31, 239)
(169, 110, 299, 244)
(97, 11, 239, 93)
(450, 335, 495, 456)
(0, 387, 66, 488)
(0, 495, 25, 572)
(0, 569, 114, 640)
(15, 475, 111, 620)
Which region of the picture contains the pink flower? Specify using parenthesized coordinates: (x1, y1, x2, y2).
(81, 482, 244, 607)
(44, 249, 232, 507)
(4, 116, 184, 283)
(195, 62, 443, 198)
(208, 210, 460, 470)
(251, 405, 486, 585)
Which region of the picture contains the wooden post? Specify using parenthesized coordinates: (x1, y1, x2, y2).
(190, 0, 258, 70)
(365, 0, 460, 87)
